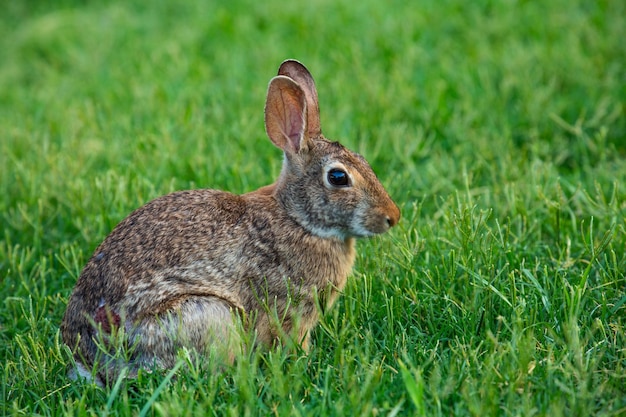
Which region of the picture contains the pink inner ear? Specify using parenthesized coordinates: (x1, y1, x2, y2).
(265, 76, 308, 154)
(277, 88, 305, 153)
(286, 111, 304, 150)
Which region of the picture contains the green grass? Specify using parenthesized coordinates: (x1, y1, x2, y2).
(1, 0, 625, 415)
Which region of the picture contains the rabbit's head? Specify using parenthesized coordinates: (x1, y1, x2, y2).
(264, 60, 400, 240)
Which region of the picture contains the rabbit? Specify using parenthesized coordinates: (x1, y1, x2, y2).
(61, 59, 400, 386)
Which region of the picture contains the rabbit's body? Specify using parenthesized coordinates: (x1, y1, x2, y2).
(63, 186, 355, 373)
(62, 60, 399, 385)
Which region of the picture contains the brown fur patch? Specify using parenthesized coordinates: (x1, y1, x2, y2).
(94, 305, 121, 334)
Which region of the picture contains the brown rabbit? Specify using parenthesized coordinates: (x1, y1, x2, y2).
(61, 59, 400, 386)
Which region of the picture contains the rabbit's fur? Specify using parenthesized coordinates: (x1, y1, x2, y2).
(61, 60, 400, 385)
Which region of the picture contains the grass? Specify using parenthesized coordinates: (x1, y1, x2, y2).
(1, 0, 625, 415)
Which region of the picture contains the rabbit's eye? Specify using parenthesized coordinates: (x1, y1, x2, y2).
(327, 169, 350, 187)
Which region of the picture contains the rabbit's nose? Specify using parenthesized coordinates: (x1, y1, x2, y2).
(385, 205, 400, 228)
(385, 214, 397, 228)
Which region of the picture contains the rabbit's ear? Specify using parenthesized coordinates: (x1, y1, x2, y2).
(278, 60, 321, 138)
(265, 75, 309, 154)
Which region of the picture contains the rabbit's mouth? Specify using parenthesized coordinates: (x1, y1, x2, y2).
(349, 203, 400, 237)
(349, 215, 394, 238)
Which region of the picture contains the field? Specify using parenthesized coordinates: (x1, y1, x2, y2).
(1, 0, 625, 415)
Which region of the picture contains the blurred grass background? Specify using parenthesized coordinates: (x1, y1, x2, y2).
(1, 0, 625, 415)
